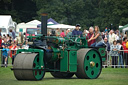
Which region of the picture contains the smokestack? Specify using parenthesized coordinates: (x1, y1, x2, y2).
(41, 13, 48, 36)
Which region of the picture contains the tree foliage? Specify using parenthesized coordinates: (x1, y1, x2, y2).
(0, 0, 128, 31)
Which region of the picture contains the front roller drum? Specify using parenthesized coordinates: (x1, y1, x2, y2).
(75, 48, 102, 79)
(13, 53, 45, 80)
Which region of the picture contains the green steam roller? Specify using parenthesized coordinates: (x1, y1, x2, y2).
(11, 13, 106, 80)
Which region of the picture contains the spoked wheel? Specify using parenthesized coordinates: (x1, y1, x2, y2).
(75, 48, 102, 79)
(13, 53, 45, 80)
(51, 72, 74, 79)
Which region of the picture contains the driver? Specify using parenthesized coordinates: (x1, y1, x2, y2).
(72, 24, 82, 37)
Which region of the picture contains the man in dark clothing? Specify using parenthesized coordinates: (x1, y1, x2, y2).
(103, 37, 110, 51)
(72, 24, 82, 37)
(51, 29, 55, 36)
(9, 29, 16, 40)
(103, 37, 110, 68)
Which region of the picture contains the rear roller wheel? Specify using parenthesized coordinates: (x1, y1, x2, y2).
(51, 72, 74, 79)
(75, 48, 102, 79)
(13, 53, 45, 80)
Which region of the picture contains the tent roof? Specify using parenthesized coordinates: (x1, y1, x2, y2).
(37, 18, 59, 27)
(47, 24, 75, 29)
(119, 24, 128, 31)
(0, 15, 12, 27)
(123, 27, 128, 31)
(47, 18, 58, 24)
(26, 20, 41, 25)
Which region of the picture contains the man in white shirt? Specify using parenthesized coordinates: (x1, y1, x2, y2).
(109, 30, 117, 45)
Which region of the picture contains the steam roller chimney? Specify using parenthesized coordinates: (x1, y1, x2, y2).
(41, 13, 48, 36)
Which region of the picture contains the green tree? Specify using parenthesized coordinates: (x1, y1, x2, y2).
(1, 0, 128, 31)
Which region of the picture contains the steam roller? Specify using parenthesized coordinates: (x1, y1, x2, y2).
(11, 13, 106, 81)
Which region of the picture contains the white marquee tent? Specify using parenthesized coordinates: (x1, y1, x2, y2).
(26, 20, 41, 25)
(0, 15, 16, 35)
(47, 24, 75, 29)
(16, 19, 76, 33)
(16, 20, 41, 33)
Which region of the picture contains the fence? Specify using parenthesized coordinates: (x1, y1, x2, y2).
(0, 49, 128, 68)
(102, 50, 128, 68)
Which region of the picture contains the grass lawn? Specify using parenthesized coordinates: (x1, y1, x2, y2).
(0, 67, 128, 85)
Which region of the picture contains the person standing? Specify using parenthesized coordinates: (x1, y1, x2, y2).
(119, 32, 123, 41)
(124, 32, 127, 38)
(2, 45, 9, 67)
(72, 24, 82, 37)
(101, 32, 105, 39)
(117, 40, 124, 68)
(3, 34, 6, 38)
(105, 27, 108, 33)
(66, 29, 72, 37)
(86, 27, 95, 46)
(7, 36, 12, 46)
(6, 34, 10, 42)
(122, 37, 128, 68)
(1, 38, 8, 67)
(10, 42, 17, 64)
(110, 40, 119, 68)
(9, 29, 16, 41)
(116, 33, 120, 41)
(109, 30, 117, 45)
(103, 37, 110, 67)
(16, 32, 24, 46)
(51, 29, 55, 36)
(1, 38, 8, 47)
(66, 29, 69, 35)
(55, 28, 61, 37)
(60, 30, 65, 38)
(0, 29, 2, 48)
(104, 32, 109, 40)
(0, 29, 1, 36)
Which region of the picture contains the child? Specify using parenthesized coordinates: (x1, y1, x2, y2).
(10, 42, 17, 65)
(2, 45, 9, 67)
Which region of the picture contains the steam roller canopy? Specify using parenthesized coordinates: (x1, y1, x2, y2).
(13, 53, 45, 80)
(76, 48, 102, 79)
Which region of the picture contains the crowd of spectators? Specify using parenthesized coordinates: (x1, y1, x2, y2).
(0, 24, 128, 68)
(0, 29, 29, 67)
